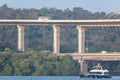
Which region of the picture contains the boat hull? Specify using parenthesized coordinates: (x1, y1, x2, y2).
(79, 74, 111, 78)
(87, 75, 111, 78)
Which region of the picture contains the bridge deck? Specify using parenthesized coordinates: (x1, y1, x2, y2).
(57, 53, 120, 61)
(1, 19, 120, 26)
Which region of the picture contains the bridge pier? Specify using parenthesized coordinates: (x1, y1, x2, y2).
(77, 25, 85, 53)
(53, 24, 60, 54)
(78, 59, 88, 74)
(17, 25, 25, 52)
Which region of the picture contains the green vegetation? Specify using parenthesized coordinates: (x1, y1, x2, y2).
(0, 4, 120, 75)
(0, 49, 79, 76)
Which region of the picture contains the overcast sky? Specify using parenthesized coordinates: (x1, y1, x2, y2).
(0, 0, 120, 13)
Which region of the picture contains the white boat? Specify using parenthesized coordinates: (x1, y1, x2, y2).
(87, 63, 111, 78)
(79, 63, 111, 78)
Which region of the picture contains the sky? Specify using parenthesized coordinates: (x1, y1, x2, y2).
(0, 0, 120, 13)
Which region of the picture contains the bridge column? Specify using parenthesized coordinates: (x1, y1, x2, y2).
(17, 25, 25, 52)
(78, 59, 88, 74)
(53, 24, 60, 54)
(77, 25, 85, 53)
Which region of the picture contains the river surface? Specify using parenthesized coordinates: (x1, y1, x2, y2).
(0, 76, 119, 80)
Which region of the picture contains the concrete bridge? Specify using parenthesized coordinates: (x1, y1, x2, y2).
(1, 19, 120, 52)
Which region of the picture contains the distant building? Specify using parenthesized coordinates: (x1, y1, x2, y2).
(101, 51, 107, 53)
(38, 16, 51, 20)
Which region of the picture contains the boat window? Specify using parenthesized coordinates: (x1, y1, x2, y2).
(104, 72, 109, 75)
(89, 72, 102, 74)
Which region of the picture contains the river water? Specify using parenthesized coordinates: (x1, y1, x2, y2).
(0, 76, 119, 80)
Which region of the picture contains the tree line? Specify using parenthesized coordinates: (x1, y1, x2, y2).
(0, 48, 79, 76)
